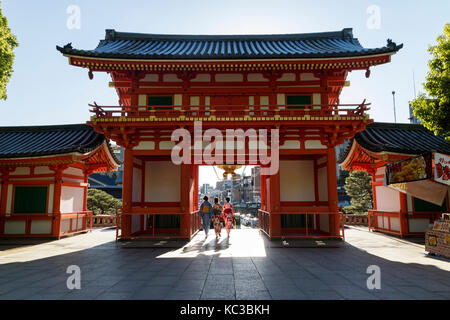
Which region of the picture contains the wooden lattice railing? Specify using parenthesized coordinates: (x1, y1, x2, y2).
(89, 101, 370, 120)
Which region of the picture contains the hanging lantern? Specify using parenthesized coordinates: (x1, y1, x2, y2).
(217, 164, 242, 180)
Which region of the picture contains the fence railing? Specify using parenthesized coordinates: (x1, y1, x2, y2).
(89, 101, 370, 121)
(190, 211, 202, 238)
(59, 211, 92, 238)
(258, 209, 270, 237)
(91, 214, 117, 227)
(257, 210, 345, 240)
(368, 210, 442, 236)
(344, 214, 369, 226)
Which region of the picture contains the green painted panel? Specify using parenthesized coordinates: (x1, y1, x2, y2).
(155, 214, 180, 228)
(148, 96, 173, 110)
(413, 197, 446, 212)
(286, 95, 312, 109)
(281, 214, 314, 228)
(13, 186, 47, 214)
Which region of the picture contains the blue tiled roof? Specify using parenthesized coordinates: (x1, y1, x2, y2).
(88, 173, 119, 187)
(0, 124, 119, 161)
(338, 123, 450, 163)
(57, 28, 402, 60)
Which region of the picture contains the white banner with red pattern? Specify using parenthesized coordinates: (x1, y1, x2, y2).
(434, 153, 450, 185)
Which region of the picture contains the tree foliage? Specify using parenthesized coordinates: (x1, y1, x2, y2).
(343, 171, 373, 215)
(0, 1, 18, 100)
(87, 188, 122, 215)
(410, 23, 450, 141)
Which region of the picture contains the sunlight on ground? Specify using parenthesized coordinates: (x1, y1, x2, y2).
(0, 229, 116, 263)
(156, 229, 267, 258)
(345, 227, 450, 272)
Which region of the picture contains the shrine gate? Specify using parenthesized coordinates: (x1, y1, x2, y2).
(58, 28, 402, 240)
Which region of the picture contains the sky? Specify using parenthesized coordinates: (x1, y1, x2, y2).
(1, 0, 449, 186)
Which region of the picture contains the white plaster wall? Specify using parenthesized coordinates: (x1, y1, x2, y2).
(61, 219, 70, 233)
(280, 160, 315, 201)
(11, 167, 30, 175)
(305, 140, 327, 149)
(62, 177, 84, 184)
(313, 93, 321, 105)
(190, 96, 200, 106)
(248, 73, 267, 82)
(145, 161, 180, 202)
(280, 140, 300, 149)
(163, 74, 182, 82)
(407, 195, 413, 214)
(35, 166, 52, 174)
(408, 218, 431, 233)
(71, 218, 77, 230)
(300, 73, 319, 80)
(131, 215, 141, 234)
(60, 186, 84, 213)
(383, 216, 389, 229)
(174, 94, 182, 106)
(4, 221, 26, 234)
(191, 74, 211, 82)
(215, 74, 243, 82)
(133, 141, 155, 150)
(138, 95, 147, 106)
(30, 220, 52, 234)
(142, 74, 158, 82)
(277, 73, 295, 81)
(132, 167, 142, 203)
(390, 217, 400, 231)
(9, 177, 53, 182)
(6, 184, 13, 215)
(47, 184, 54, 214)
(160, 141, 175, 150)
(320, 214, 329, 232)
(375, 186, 400, 212)
(64, 167, 84, 177)
(260, 96, 269, 105)
(318, 167, 328, 201)
(377, 216, 384, 228)
(277, 94, 285, 105)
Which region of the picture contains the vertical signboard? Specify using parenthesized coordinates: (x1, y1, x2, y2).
(434, 153, 450, 185)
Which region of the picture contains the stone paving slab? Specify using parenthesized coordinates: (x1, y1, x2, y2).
(0, 226, 449, 300)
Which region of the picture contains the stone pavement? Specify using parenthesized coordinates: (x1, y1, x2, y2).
(0, 226, 449, 300)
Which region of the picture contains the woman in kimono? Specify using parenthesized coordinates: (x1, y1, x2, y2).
(212, 197, 223, 240)
(222, 197, 235, 238)
(199, 196, 213, 239)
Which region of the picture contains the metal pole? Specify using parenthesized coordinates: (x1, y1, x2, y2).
(392, 91, 397, 124)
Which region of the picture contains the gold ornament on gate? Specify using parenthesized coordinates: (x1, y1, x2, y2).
(217, 165, 242, 180)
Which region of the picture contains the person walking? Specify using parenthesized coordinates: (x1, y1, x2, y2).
(212, 197, 223, 240)
(199, 196, 213, 239)
(222, 197, 235, 239)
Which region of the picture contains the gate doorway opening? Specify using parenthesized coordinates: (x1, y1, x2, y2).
(116, 152, 345, 241)
(198, 165, 261, 230)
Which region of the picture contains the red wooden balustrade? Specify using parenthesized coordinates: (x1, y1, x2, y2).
(258, 209, 345, 240)
(89, 101, 370, 120)
(368, 210, 442, 237)
(0, 211, 92, 238)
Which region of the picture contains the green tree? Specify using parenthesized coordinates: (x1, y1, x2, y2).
(87, 188, 122, 215)
(343, 171, 373, 215)
(0, 1, 18, 100)
(410, 23, 450, 141)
